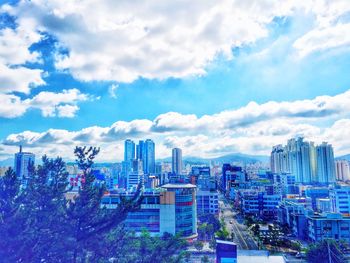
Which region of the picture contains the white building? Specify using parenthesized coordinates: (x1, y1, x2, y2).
(316, 198, 331, 213)
(335, 160, 350, 181)
(196, 190, 219, 215)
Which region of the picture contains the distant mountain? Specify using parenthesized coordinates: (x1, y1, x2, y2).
(157, 153, 269, 164)
(335, 154, 350, 161)
(0, 158, 13, 167)
(210, 153, 269, 163)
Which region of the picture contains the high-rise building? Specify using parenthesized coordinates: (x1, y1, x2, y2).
(136, 140, 144, 160)
(142, 139, 155, 174)
(316, 142, 336, 184)
(335, 160, 350, 181)
(127, 159, 144, 190)
(171, 148, 182, 175)
(270, 138, 335, 184)
(124, 139, 135, 162)
(14, 146, 35, 185)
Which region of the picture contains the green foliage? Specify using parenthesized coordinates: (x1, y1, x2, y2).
(215, 226, 230, 241)
(244, 216, 254, 227)
(306, 240, 347, 263)
(201, 255, 210, 263)
(252, 224, 260, 237)
(209, 238, 216, 250)
(198, 214, 221, 232)
(0, 146, 185, 263)
(290, 241, 301, 252)
(267, 224, 281, 246)
(194, 240, 204, 251)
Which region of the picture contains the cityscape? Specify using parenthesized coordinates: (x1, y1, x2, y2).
(2, 136, 350, 262)
(1, 0, 350, 263)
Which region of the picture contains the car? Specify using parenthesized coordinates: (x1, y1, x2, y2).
(229, 220, 233, 224)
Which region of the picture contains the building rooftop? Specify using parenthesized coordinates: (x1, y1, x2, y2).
(161, 183, 196, 189)
(216, 239, 237, 245)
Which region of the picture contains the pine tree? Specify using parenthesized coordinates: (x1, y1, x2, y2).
(0, 167, 22, 262)
(65, 146, 143, 262)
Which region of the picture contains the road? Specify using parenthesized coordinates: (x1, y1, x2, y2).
(219, 195, 258, 250)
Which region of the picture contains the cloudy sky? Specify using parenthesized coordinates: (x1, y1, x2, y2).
(1, 0, 350, 162)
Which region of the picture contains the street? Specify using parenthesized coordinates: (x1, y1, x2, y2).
(219, 194, 259, 250)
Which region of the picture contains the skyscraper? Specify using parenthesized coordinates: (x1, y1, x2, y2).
(136, 140, 144, 160)
(316, 142, 336, 184)
(270, 138, 335, 184)
(124, 139, 135, 162)
(171, 148, 182, 175)
(14, 146, 35, 185)
(142, 139, 155, 174)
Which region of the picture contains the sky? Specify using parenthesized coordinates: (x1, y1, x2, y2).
(1, 0, 350, 162)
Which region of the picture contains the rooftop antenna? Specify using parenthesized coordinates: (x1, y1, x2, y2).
(19, 145, 22, 153)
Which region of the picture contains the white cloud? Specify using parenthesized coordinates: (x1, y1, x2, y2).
(108, 84, 118, 98)
(5, 0, 311, 83)
(293, 0, 350, 57)
(0, 89, 90, 118)
(294, 23, 350, 57)
(0, 0, 349, 87)
(2, 89, 350, 161)
(0, 17, 45, 94)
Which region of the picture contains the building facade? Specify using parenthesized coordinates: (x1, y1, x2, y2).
(102, 184, 197, 239)
(307, 213, 350, 243)
(330, 186, 350, 215)
(171, 148, 183, 175)
(14, 146, 35, 186)
(335, 160, 350, 181)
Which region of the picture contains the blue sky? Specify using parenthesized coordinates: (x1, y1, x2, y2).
(1, 1, 350, 161)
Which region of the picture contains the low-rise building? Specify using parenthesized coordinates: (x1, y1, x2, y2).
(330, 186, 350, 215)
(239, 190, 281, 219)
(307, 213, 350, 242)
(196, 190, 219, 215)
(102, 183, 198, 239)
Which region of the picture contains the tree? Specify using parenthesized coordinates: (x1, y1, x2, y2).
(194, 241, 204, 251)
(0, 146, 188, 262)
(244, 216, 254, 227)
(252, 224, 260, 237)
(198, 214, 221, 232)
(209, 238, 216, 250)
(215, 226, 230, 240)
(201, 255, 210, 263)
(0, 157, 71, 262)
(267, 224, 281, 246)
(65, 146, 143, 262)
(0, 168, 23, 262)
(306, 240, 347, 263)
(198, 223, 208, 240)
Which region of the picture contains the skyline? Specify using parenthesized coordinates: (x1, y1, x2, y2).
(1, 1, 350, 161)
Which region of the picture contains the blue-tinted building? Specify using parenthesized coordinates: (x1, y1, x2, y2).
(102, 183, 197, 239)
(14, 146, 35, 186)
(124, 139, 135, 162)
(222, 164, 244, 192)
(136, 139, 155, 174)
(305, 187, 329, 210)
(216, 240, 237, 263)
